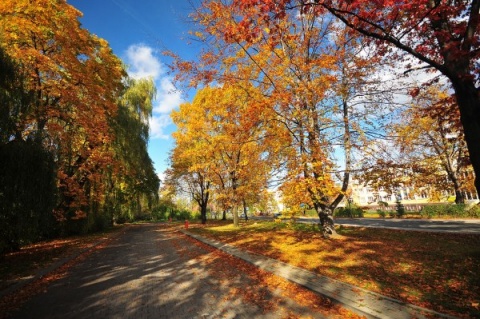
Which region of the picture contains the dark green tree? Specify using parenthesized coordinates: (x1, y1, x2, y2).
(106, 77, 160, 222)
(0, 140, 57, 253)
(0, 47, 57, 253)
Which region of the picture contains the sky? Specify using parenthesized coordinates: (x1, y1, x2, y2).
(68, 0, 201, 180)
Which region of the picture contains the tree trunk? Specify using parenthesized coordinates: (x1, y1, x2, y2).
(450, 79, 480, 197)
(454, 190, 465, 205)
(329, 99, 352, 210)
(200, 202, 207, 224)
(449, 173, 465, 205)
(222, 210, 227, 220)
(315, 204, 336, 238)
(233, 206, 239, 227)
(242, 199, 248, 221)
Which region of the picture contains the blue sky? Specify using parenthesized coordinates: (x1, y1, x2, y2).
(68, 0, 200, 180)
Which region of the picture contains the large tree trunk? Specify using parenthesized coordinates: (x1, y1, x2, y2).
(450, 79, 480, 197)
(314, 203, 336, 238)
(233, 206, 239, 227)
(448, 172, 465, 205)
(200, 203, 207, 224)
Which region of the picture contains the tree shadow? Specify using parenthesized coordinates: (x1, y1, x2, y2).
(8, 224, 339, 319)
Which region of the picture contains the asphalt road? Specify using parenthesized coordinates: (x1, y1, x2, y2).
(252, 216, 480, 234)
(334, 218, 480, 234)
(298, 218, 480, 234)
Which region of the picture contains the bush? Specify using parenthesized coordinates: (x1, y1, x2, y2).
(420, 203, 480, 218)
(334, 206, 364, 218)
(396, 200, 405, 218)
(377, 210, 387, 218)
(168, 208, 199, 221)
(468, 204, 480, 218)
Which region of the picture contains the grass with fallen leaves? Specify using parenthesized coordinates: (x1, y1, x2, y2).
(188, 220, 480, 319)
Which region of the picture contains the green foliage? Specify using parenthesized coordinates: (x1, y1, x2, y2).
(420, 204, 480, 218)
(150, 202, 200, 222)
(170, 209, 199, 221)
(377, 209, 387, 218)
(396, 200, 405, 218)
(0, 140, 58, 253)
(0, 47, 32, 144)
(151, 204, 170, 221)
(378, 201, 389, 208)
(334, 205, 364, 218)
(106, 77, 160, 225)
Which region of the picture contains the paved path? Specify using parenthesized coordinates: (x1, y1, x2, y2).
(7, 224, 343, 319)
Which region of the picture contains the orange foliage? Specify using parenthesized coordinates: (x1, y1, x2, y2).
(0, 0, 125, 219)
(170, 84, 278, 224)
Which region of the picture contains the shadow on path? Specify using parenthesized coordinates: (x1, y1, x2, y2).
(7, 224, 348, 319)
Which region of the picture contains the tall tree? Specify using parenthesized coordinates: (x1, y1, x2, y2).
(166, 125, 212, 224)
(394, 85, 474, 204)
(170, 85, 273, 226)
(0, 0, 125, 232)
(235, 0, 480, 199)
(171, 1, 392, 236)
(108, 77, 160, 222)
(0, 47, 57, 252)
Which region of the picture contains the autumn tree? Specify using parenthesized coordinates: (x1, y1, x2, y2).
(165, 130, 212, 224)
(235, 0, 480, 199)
(358, 85, 476, 205)
(0, 47, 57, 252)
(170, 1, 394, 236)
(0, 0, 126, 234)
(394, 85, 475, 204)
(357, 140, 422, 203)
(169, 85, 274, 226)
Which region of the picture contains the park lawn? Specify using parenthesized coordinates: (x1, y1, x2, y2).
(189, 220, 480, 319)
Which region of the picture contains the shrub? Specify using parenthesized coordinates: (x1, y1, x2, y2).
(396, 200, 405, 218)
(377, 210, 387, 218)
(169, 209, 199, 221)
(151, 205, 169, 221)
(420, 203, 480, 218)
(334, 206, 364, 218)
(467, 204, 480, 218)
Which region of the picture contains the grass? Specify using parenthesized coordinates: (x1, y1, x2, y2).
(189, 220, 480, 319)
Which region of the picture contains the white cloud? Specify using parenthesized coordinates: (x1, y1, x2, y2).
(149, 114, 171, 139)
(125, 44, 163, 80)
(124, 44, 184, 140)
(154, 77, 183, 114)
